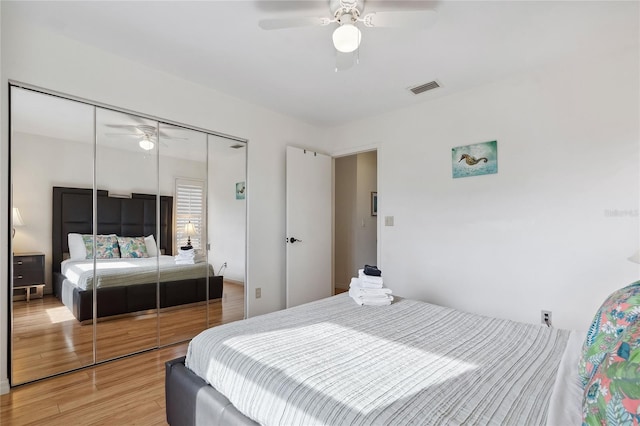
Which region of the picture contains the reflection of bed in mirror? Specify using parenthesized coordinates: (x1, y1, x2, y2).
(52, 186, 222, 322)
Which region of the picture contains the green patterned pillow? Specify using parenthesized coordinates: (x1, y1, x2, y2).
(117, 236, 149, 258)
(82, 234, 120, 259)
(579, 282, 640, 388)
(582, 320, 640, 425)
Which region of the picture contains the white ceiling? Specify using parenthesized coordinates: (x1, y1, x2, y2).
(5, 0, 639, 127)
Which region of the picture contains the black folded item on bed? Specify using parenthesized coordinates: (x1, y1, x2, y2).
(363, 265, 382, 277)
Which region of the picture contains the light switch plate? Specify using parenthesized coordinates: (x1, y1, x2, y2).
(385, 216, 394, 226)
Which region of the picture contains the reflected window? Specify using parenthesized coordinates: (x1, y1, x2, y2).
(175, 178, 205, 250)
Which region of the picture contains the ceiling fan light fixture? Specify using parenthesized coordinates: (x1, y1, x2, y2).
(139, 137, 155, 151)
(332, 23, 361, 53)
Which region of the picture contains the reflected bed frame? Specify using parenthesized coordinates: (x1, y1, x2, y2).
(52, 186, 222, 322)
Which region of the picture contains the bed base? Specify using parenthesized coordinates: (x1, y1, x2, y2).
(165, 357, 258, 426)
(54, 273, 223, 322)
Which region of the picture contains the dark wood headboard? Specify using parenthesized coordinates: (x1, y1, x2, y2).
(52, 187, 173, 274)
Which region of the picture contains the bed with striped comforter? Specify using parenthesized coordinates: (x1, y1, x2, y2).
(185, 294, 571, 425)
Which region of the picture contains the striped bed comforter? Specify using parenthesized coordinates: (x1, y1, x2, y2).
(61, 256, 213, 290)
(186, 294, 571, 425)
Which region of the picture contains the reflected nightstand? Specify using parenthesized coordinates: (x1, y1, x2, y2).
(13, 252, 45, 302)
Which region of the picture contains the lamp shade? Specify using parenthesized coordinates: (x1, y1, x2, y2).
(184, 221, 196, 236)
(332, 23, 361, 53)
(12, 207, 24, 227)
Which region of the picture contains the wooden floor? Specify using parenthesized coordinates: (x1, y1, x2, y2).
(2, 286, 344, 425)
(11, 282, 244, 384)
(0, 282, 244, 426)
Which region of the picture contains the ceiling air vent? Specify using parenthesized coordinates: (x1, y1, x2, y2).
(409, 81, 440, 95)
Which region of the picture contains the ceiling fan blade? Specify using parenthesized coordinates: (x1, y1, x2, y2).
(104, 124, 140, 129)
(362, 9, 437, 28)
(104, 133, 140, 137)
(335, 51, 355, 72)
(258, 16, 331, 30)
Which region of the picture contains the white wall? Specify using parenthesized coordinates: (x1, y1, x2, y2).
(327, 48, 640, 332)
(0, 11, 326, 392)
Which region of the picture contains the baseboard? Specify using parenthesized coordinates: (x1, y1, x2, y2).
(0, 377, 10, 395)
(224, 278, 244, 286)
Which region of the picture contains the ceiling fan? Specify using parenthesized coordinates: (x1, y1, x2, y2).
(104, 124, 187, 151)
(258, 0, 438, 70)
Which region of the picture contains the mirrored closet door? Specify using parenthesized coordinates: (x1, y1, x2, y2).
(207, 134, 247, 327)
(94, 108, 160, 361)
(9, 84, 247, 385)
(10, 87, 96, 384)
(158, 124, 209, 346)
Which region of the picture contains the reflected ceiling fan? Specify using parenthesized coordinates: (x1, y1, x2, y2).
(104, 124, 187, 151)
(258, 0, 438, 70)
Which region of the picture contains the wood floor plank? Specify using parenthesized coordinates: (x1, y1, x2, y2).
(2, 283, 244, 425)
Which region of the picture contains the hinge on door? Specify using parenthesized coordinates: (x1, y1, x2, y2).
(206, 243, 211, 250)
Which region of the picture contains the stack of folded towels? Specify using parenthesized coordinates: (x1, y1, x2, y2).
(348, 265, 393, 306)
(175, 247, 195, 265)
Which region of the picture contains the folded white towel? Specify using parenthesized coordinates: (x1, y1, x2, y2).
(360, 281, 384, 289)
(349, 288, 392, 299)
(349, 286, 392, 296)
(358, 269, 383, 285)
(349, 277, 382, 290)
(350, 279, 391, 292)
(349, 280, 391, 292)
(350, 294, 393, 306)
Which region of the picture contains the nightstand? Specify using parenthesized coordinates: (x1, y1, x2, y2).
(13, 252, 45, 302)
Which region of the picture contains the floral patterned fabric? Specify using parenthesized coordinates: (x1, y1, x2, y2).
(116, 236, 148, 258)
(579, 282, 640, 388)
(582, 320, 640, 426)
(82, 234, 120, 259)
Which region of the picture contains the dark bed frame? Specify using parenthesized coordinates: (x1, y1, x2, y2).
(166, 357, 258, 426)
(52, 186, 223, 322)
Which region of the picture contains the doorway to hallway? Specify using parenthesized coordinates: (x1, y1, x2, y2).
(334, 150, 378, 292)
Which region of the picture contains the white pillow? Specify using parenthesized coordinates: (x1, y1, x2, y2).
(145, 235, 158, 257)
(68, 233, 86, 260)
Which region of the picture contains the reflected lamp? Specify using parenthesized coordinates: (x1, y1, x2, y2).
(12, 207, 24, 238)
(184, 221, 196, 249)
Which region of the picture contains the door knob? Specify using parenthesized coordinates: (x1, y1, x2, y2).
(288, 237, 302, 243)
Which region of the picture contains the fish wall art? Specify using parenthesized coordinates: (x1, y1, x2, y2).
(452, 140, 498, 178)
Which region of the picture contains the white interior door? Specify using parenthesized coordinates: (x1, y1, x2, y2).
(286, 146, 332, 308)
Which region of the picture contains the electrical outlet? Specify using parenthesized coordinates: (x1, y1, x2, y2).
(255, 287, 261, 299)
(223, 262, 228, 268)
(541, 310, 552, 326)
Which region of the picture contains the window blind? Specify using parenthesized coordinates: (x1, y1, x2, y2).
(175, 178, 205, 250)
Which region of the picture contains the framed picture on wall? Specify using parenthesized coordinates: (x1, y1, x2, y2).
(236, 182, 246, 200)
(371, 192, 377, 216)
(452, 140, 498, 179)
